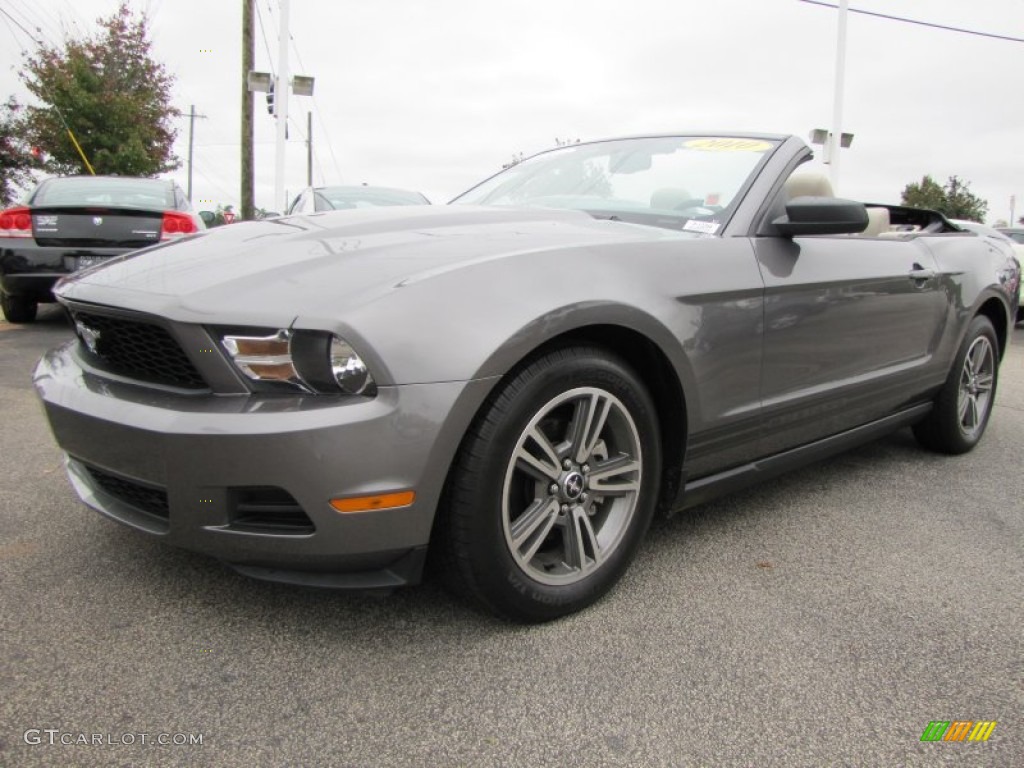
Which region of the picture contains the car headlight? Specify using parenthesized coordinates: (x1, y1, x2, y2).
(219, 328, 376, 396)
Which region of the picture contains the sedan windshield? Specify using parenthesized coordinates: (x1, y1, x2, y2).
(452, 136, 779, 233)
(318, 186, 428, 209)
(32, 177, 174, 209)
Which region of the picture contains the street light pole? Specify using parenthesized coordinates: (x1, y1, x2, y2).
(829, 0, 849, 193)
(274, 0, 290, 213)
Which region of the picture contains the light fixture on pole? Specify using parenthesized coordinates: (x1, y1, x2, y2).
(809, 128, 854, 164)
(291, 76, 315, 97)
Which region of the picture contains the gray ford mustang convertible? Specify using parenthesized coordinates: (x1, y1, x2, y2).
(34, 133, 1021, 622)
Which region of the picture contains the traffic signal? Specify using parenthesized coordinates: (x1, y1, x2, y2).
(266, 82, 275, 115)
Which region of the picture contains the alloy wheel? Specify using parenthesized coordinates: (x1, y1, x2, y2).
(501, 386, 642, 586)
(957, 335, 995, 439)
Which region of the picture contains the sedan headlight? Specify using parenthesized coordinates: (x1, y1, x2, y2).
(220, 329, 376, 396)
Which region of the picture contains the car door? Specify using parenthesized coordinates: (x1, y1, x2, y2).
(753, 212, 948, 456)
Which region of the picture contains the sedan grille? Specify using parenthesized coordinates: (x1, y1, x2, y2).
(85, 465, 170, 520)
(69, 309, 207, 389)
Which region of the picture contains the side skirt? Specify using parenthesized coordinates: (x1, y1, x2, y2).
(677, 403, 932, 510)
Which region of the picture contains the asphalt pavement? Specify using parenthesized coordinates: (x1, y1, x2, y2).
(1, 305, 1021, 767)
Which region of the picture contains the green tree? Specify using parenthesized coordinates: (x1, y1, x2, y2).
(19, 2, 179, 177)
(0, 98, 36, 205)
(901, 174, 988, 222)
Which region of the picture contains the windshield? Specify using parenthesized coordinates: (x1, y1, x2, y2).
(319, 186, 428, 208)
(452, 136, 779, 233)
(32, 177, 174, 209)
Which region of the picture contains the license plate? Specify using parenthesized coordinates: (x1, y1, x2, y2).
(76, 255, 106, 270)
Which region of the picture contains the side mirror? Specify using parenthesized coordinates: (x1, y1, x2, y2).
(198, 210, 217, 226)
(773, 196, 868, 237)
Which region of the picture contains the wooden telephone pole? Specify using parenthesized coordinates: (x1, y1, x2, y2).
(241, 0, 255, 220)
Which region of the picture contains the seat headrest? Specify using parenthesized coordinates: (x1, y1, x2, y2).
(784, 173, 834, 199)
(861, 207, 891, 237)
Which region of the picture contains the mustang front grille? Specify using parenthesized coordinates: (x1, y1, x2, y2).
(85, 465, 170, 520)
(69, 309, 207, 389)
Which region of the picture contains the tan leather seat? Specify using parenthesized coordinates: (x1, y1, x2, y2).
(861, 207, 891, 237)
(783, 173, 834, 200)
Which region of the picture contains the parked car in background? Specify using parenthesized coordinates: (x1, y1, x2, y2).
(0, 176, 204, 323)
(286, 185, 430, 214)
(956, 220, 1024, 324)
(34, 133, 1020, 622)
(996, 226, 1024, 245)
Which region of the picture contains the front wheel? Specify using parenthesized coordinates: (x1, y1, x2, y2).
(435, 346, 662, 622)
(913, 315, 1000, 454)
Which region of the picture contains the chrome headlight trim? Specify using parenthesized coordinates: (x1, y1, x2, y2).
(329, 336, 375, 395)
(218, 328, 375, 396)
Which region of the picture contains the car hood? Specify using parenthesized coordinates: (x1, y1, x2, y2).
(55, 205, 694, 323)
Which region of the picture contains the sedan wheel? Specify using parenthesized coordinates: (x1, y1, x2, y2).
(913, 315, 999, 454)
(434, 346, 661, 623)
(0, 293, 38, 324)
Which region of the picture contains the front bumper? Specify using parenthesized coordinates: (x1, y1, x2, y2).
(1, 242, 127, 300)
(34, 341, 491, 588)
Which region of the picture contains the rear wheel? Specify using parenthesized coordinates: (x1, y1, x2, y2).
(913, 315, 999, 454)
(0, 293, 37, 323)
(435, 346, 661, 623)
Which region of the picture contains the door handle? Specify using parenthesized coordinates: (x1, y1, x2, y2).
(909, 264, 936, 280)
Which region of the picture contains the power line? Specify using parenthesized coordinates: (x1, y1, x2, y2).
(0, 3, 43, 46)
(0, 10, 27, 52)
(284, 19, 343, 182)
(56, 0, 88, 38)
(191, 151, 237, 202)
(5, 0, 60, 47)
(310, 100, 343, 181)
(798, 0, 1024, 44)
(253, 0, 275, 77)
(17, 0, 66, 42)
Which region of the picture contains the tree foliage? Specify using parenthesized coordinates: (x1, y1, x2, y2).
(19, 2, 179, 177)
(901, 174, 988, 222)
(0, 98, 37, 206)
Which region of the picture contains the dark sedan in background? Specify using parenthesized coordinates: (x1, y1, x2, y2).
(0, 175, 204, 323)
(34, 133, 1020, 622)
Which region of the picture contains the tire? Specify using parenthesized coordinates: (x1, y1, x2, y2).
(434, 346, 662, 623)
(913, 315, 999, 454)
(0, 293, 38, 323)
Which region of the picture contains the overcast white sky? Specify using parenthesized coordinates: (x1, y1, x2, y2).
(1, 0, 1022, 222)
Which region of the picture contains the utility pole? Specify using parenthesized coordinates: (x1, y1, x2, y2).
(241, 0, 254, 220)
(186, 104, 207, 203)
(829, 0, 849, 193)
(274, 0, 290, 213)
(307, 111, 313, 186)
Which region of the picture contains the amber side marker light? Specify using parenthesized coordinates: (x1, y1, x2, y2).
(330, 491, 416, 514)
